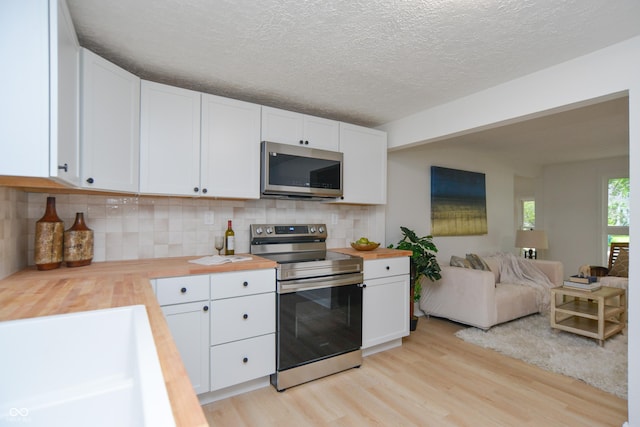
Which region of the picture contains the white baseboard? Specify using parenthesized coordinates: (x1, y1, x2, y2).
(362, 338, 403, 357)
(198, 376, 271, 405)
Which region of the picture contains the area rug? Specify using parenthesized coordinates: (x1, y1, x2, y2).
(455, 314, 627, 399)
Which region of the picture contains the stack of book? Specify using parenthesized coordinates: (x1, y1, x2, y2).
(563, 275, 601, 291)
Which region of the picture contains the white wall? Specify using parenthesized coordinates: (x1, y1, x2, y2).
(541, 156, 629, 274)
(386, 144, 516, 263)
(381, 36, 640, 425)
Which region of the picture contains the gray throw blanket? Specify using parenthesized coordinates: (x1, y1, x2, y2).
(492, 252, 555, 312)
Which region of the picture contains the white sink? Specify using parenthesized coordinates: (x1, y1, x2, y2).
(0, 305, 175, 427)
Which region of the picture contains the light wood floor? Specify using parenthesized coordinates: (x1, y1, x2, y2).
(202, 316, 627, 426)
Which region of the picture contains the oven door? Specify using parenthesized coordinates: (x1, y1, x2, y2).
(276, 283, 362, 371)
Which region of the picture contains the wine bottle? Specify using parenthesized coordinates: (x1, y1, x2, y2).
(224, 220, 235, 255)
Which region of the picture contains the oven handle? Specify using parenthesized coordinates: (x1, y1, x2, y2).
(277, 272, 363, 293)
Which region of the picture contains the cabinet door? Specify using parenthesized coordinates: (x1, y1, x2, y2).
(80, 49, 140, 192)
(0, 0, 49, 177)
(362, 275, 410, 349)
(201, 94, 261, 198)
(303, 115, 339, 151)
(337, 123, 387, 204)
(162, 301, 210, 395)
(261, 106, 304, 145)
(140, 80, 201, 196)
(261, 106, 339, 151)
(49, 0, 80, 186)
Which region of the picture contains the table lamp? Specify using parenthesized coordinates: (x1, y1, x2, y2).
(515, 229, 548, 259)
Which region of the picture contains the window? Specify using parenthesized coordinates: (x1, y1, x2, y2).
(522, 199, 535, 230)
(606, 177, 629, 257)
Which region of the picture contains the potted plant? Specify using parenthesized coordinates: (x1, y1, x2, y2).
(389, 226, 441, 331)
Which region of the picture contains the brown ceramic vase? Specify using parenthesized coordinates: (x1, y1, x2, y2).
(64, 212, 94, 267)
(34, 197, 64, 270)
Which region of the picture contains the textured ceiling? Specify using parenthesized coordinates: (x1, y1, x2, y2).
(65, 0, 638, 166)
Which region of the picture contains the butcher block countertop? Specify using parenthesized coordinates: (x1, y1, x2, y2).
(0, 254, 276, 427)
(331, 247, 413, 260)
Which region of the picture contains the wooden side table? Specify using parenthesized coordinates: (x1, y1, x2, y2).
(550, 286, 626, 346)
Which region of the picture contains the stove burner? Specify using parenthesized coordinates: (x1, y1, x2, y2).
(249, 223, 362, 284)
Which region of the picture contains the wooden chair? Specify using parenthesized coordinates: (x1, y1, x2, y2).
(608, 242, 629, 271)
(590, 242, 629, 276)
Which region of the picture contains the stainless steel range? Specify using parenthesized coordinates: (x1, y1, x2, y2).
(250, 223, 364, 391)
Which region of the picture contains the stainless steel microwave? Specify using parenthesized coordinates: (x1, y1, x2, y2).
(260, 141, 343, 199)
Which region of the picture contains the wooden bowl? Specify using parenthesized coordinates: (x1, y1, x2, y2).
(350, 242, 380, 251)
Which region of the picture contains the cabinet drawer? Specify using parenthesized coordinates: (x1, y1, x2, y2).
(156, 275, 210, 305)
(211, 269, 275, 299)
(210, 333, 275, 391)
(364, 257, 410, 280)
(211, 293, 275, 345)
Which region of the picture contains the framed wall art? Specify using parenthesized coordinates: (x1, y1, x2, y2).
(430, 166, 487, 236)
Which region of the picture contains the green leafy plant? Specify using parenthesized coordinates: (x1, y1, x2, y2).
(389, 226, 441, 302)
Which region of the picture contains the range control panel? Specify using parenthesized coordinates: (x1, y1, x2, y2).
(250, 223, 327, 242)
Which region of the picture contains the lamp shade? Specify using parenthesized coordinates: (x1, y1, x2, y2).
(515, 230, 548, 249)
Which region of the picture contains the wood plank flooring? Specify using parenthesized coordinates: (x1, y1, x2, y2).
(202, 316, 627, 426)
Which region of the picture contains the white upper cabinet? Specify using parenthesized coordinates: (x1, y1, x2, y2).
(201, 94, 261, 199)
(337, 123, 387, 205)
(261, 106, 339, 151)
(80, 48, 140, 192)
(50, 0, 80, 186)
(0, 0, 79, 184)
(140, 80, 202, 196)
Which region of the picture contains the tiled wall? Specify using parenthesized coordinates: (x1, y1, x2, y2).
(24, 192, 382, 266)
(0, 187, 28, 279)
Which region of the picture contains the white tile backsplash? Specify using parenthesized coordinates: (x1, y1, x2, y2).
(0, 187, 28, 279)
(20, 193, 384, 265)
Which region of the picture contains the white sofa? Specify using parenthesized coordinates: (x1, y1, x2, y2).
(419, 256, 564, 330)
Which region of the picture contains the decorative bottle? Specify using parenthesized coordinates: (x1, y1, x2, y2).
(34, 197, 64, 270)
(64, 212, 94, 267)
(224, 220, 235, 255)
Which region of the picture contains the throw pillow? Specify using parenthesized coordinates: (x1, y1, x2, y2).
(466, 253, 491, 271)
(450, 255, 472, 268)
(608, 248, 629, 277)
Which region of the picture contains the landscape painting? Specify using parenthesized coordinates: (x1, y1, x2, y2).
(430, 166, 487, 236)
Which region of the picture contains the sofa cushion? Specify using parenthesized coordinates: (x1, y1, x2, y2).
(483, 256, 501, 283)
(466, 253, 491, 271)
(450, 255, 472, 268)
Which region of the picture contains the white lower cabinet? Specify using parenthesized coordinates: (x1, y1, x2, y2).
(209, 269, 276, 393)
(162, 301, 210, 395)
(362, 257, 410, 354)
(156, 275, 210, 395)
(155, 269, 276, 402)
